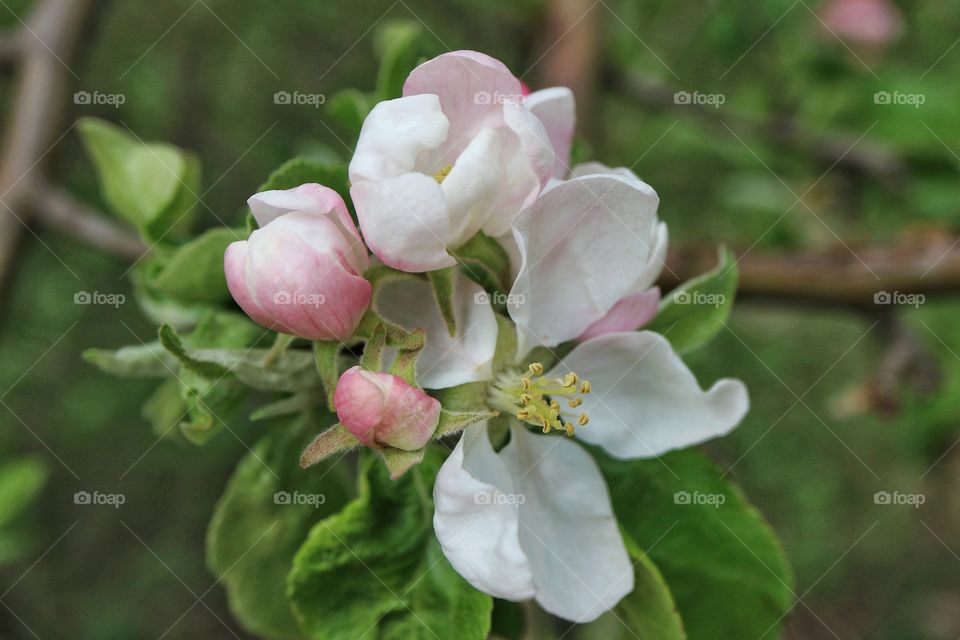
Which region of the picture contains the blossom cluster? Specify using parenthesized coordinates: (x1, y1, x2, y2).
(223, 50, 749, 622)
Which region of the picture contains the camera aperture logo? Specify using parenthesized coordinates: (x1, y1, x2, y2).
(674, 90, 725, 108)
(273, 291, 326, 307)
(473, 290, 525, 306)
(673, 290, 725, 308)
(874, 490, 925, 509)
(473, 90, 522, 105)
(74, 90, 126, 109)
(874, 91, 925, 108)
(474, 491, 525, 506)
(274, 90, 326, 108)
(274, 491, 326, 508)
(674, 490, 726, 508)
(74, 490, 126, 509)
(874, 290, 924, 308)
(74, 291, 125, 308)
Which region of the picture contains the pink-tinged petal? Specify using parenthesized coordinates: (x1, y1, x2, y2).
(375, 272, 497, 390)
(225, 241, 287, 332)
(349, 94, 449, 183)
(578, 287, 661, 341)
(226, 187, 373, 341)
(403, 51, 523, 157)
(508, 171, 661, 356)
(334, 366, 440, 451)
(820, 0, 903, 47)
(550, 331, 749, 459)
(440, 127, 505, 246)
(351, 173, 457, 272)
(525, 87, 576, 178)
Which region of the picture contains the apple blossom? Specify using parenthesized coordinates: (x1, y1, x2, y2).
(334, 366, 441, 451)
(819, 0, 903, 49)
(374, 165, 748, 622)
(349, 50, 555, 272)
(224, 183, 371, 341)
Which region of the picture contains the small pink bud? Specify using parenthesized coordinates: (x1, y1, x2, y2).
(819, 0, 903, 49)
(224, 184, 372, 341)
(334, 366, 441, 451)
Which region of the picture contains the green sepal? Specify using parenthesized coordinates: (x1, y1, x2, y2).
(313, 340, 342, 411)
(300, 423, 361, 468)
(427, 267, 457, 336)
(380, 446, 425, 480)
(434, 409, 499, 439)
(360, 323, 387, 372)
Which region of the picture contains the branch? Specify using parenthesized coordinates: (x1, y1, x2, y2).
(29, 184, 145, 260)
(659, 231, 960, 306)
(0, 0, 92, 290)
(609, 69, 906, 181)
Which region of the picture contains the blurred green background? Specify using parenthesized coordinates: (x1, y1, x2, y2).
(1, 0, 958, 638)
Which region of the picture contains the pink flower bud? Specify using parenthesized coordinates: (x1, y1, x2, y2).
(224, 184, 372, 341)
(334, 366, 441, 451)
(819, 0, 903, 49)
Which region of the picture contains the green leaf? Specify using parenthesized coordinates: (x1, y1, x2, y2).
(374, 20, 427, 101)
(597, 448, 793, 640)
(0, 458, 48, 529)
(148, 227, 241, 303)
(251, 391, 322, 422)
(257, 158, 350, 210)
(646, 247, 738, 354)
(427, 267, 457, 336)
(78, 117, 198, 242)
(207, 413, 352, 640)
(83, 342, 176, 378)
(327, 88, 372, 140)
(141, 378, 189, 440)
(289, 451, 492, 639)
(580, 533, 686, 639)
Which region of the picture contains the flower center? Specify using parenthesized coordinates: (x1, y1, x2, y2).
(487, 363, 591, 437)
(433, 164, 453, 183)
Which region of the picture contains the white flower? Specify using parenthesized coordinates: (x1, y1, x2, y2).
(349, 50, 555, 273)
(374, 167, 749, 622)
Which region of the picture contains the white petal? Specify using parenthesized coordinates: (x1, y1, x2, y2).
(349, 94, 449, 183)
(433, 425, 536, 601)
(374, 272, 497, 389)
(551, 331, 749, 459)
(525, 87, 576, 178)
(350, 173, 456, 273)
(441, 127, 505, 247)
(508, 172, 661, 356)
(501, 425, 633, 622)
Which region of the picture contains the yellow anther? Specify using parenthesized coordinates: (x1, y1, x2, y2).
(564, 423, 575, 437)
(550, 399, 560, 411)
(528, 362, 545, 375)
(568, 397, 583, 408)
(561, 372, 578, 388)
(521, 378, 532, 391)
(517, 409, 530, 420)
(580, 380, 592, 394)
(520, 393, 532, 405)
(578, 413, 590, 426)
(433, 164, 453, 183)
